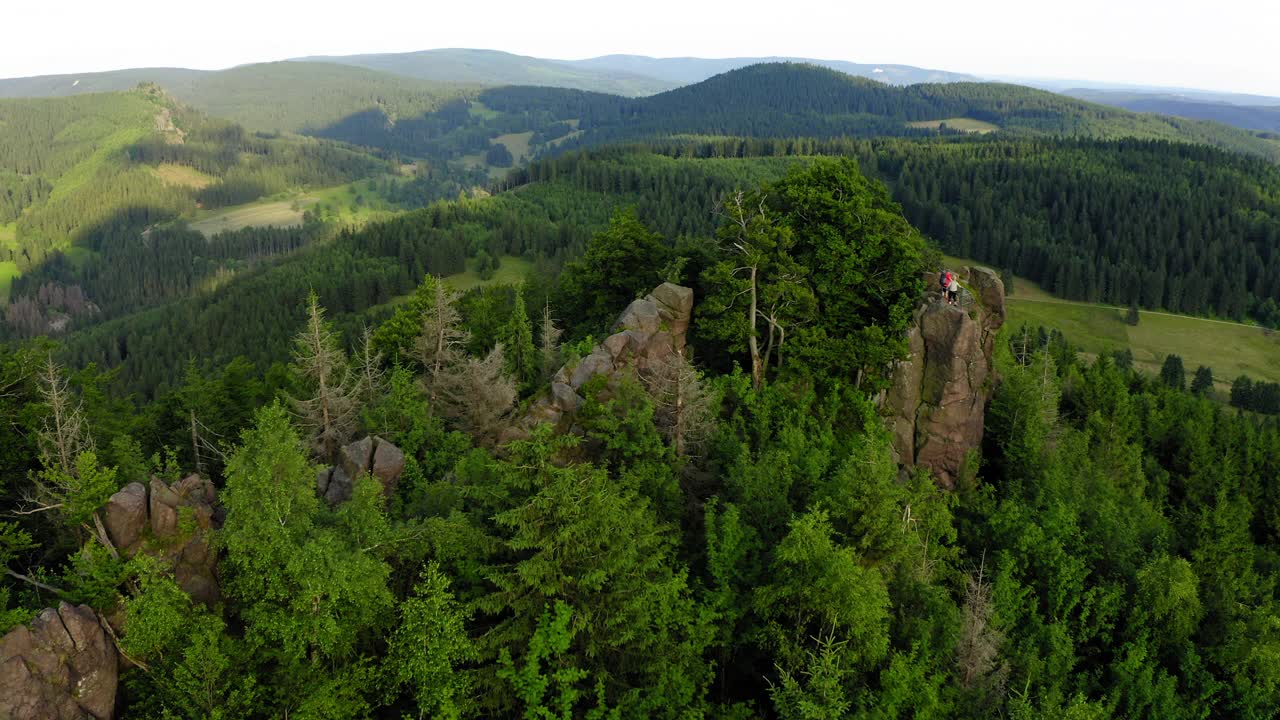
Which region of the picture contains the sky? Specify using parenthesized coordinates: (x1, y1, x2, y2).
(6, 0, 1279, 96)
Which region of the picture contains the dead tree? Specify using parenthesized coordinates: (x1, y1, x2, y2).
(641, 349, 717, 459)
(412, 280, 470, 400)
(539, 302, 563, 381)
(290, 292, 360, 460)
(433, 344, 517, 447)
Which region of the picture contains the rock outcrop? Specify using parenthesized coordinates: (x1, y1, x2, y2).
(0, 603, 117, 720)
(514, 283, 693, 436)
(316, 436, 406, 505)
(884, 266, 1006, 489)
(102, 474, 220, 607)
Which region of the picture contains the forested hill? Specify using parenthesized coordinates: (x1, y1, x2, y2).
(262, 63, 1280, 172)
(561, 53, 979, 85)
(544, 64, 1280, 162)
(4, 156, 1280, 719)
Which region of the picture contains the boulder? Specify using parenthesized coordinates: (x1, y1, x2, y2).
(370, 438, 406, 495)
(569, 351, 615, 390)
(319, 437, 407, 504)
(148, 478, 179, 538)
(339, 436, 375, 483)
(324, 466, 353, 505)
(103, 482, 148, 552)
(507, 284, 695, 443)
(0, 603, 117, 720)
(613, 298, 661, 336)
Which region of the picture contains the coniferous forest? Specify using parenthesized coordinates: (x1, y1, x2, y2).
(1, 55, 1280, 720)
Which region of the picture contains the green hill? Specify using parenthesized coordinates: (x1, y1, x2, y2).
(0, 86, 391, 335)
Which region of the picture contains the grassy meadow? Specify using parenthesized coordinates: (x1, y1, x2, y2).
(907, 117, 999, 133)
(443, 255, 534, 292)
(944, 257, 1280, 387)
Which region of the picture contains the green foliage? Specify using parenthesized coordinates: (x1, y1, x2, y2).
(503, 287, 539, 389)
(1190, 365, 1214, 395)
(220, 403, 393, 713)
(386, 563, 477, 720)
(469, 427, 711, 716)
(554, 207, 672, 338)
(497, 601, 620, 720)
(1160, 354, 1186, 390)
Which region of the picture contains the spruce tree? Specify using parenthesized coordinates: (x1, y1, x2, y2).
(1160, 354, 1186, 390)
(1190, 365, 1214, 395)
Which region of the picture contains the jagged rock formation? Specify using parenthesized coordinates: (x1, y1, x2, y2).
(884, 266, 1006, 489)
(0, 603, 117, 720)
(515, 282, 694, 435)
(316, 436, 406, 505)
(103, 474, 220, 607)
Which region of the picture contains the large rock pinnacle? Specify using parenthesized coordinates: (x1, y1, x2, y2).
(883, 266, 1006, 488)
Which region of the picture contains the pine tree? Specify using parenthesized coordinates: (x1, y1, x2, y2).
(1125, 302, 1141, 326)
(503, 288, 538, 389)
(641, 349, 717, 459)
(352, 325, 386, 408)
(434, 344, 517, 447)
(290, 291, 360, 460)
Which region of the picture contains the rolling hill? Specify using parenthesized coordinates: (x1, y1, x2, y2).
(0, 61, 477, 134)
(523, 64, 1280, 162)
(291, 48, 678, 96)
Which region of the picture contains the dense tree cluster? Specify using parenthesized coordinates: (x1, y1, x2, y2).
(1230, 374, 1280, 415)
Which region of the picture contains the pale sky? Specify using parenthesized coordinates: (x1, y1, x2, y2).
(5, 0, 1279, 96)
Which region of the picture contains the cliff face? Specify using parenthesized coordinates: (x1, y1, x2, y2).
(883, 267, 1006, 489)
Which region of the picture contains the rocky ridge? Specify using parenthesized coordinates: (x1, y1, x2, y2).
(513, 282, 693, 436)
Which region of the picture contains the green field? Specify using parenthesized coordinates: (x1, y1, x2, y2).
(443, 255, 534, 292)
(0, 261, 20, 303)
(906, 117, 999, 134)
(941, 257, 1280, 387)
(150, 163, 214, 189)
(492, 131, 534, 163)
(190, 199, 310, 237)
(1008, 298, 1280, 387)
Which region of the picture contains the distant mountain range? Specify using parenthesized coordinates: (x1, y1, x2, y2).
(3, 49, 1279, 140)
(1063, 89, 1280, 135)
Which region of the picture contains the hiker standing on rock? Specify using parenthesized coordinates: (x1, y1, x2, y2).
(947, 275, 960, 305)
